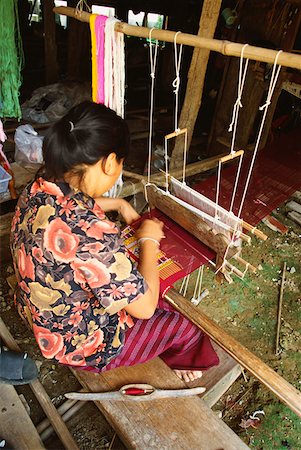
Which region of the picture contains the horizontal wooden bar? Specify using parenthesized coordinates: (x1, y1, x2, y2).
(165, 128, 188, 140)
(164, 288, 301, 418)
(219, 150, 244, 163)
(53, 6, 301, 70)
(242, 221, 268, 241)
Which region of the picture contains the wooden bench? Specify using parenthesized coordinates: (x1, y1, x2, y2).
(0, 384, 45, 450)
(72, 345, 248, 450)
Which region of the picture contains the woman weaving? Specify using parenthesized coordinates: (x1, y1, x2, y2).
(11, 101, 219, 382)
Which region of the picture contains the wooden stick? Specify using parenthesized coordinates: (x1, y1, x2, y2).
(219, 150, 244, 163)
(233, 255, 257, 273)
(53, 6, 301, 69)
(40, 401, 85, 442)
(276, 262, 286, 355)
(225, 261, 245, 279)
(242, 220, 268, 241)
(164, 288, 301, 418)
(165, 128, 188, 140)
(0, 318, 79, 450)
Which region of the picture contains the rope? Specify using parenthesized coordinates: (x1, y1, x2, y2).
(172, 31, 183, 132)
(144, 29, 159, 203)
(215, 50, 283, 277)
(228, 44, 249, 213)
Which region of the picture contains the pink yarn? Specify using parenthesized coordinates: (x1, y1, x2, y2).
(95, 15, 107, 104)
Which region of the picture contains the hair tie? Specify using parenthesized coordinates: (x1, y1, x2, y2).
(69, 121, 75, 132)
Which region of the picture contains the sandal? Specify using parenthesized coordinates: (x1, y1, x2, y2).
(0, 347, 38, 385)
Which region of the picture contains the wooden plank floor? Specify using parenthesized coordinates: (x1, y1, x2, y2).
(72, 352, 247, 450)
(0, 384, 45, 450)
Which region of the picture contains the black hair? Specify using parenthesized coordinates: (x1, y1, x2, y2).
(42, 101, 130, 181)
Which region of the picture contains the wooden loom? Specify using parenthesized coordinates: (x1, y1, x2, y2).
(53, 5, 301, 420)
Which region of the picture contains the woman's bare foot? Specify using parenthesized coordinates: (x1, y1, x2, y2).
(174, 369, 203, 383)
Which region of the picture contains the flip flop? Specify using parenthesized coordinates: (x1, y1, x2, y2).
(0, 348, 38, 385)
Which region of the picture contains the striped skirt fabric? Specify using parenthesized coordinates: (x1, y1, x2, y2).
(103, 298, 219, 372)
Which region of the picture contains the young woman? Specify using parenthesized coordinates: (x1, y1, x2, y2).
(11, 101, 219, 383)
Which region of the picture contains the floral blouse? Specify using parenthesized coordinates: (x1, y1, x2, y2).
(10, 178, 147, 370)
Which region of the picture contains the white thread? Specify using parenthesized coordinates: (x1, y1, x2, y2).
(147, 29, 159, 187)
(75, 0, 91, 13)
(173, 31, 183, 132)
(182, 130, 188, 184)
(227, 44, 249, 213)
(104, 18, 125, 118)
(138, 237, 160, 247)
(69, 121, 74, 132)
(215, 50, 283, 277)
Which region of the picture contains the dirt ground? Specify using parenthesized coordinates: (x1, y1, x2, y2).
(0, 196, 300, 449)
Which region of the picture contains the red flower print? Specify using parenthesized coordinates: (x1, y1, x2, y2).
(86, 220, 118, 240)
(78, 219, 90, 232)
(81, 242, 104, 254)
(29, 305, 42, 323)
(106, 284, 123, 299)
(32, 247, 47, 264)
(82, 329, 104, 357)
(18, 243, 35, 280)
(71, 258, 110, 289)
(65, 330, 76, 343)
(68, 311, 82, 326)
(71, 302, 89, 313)
(58, 199, 76, 217)
(92, 203, 105, 219)
(58, 348, 86, 366)
(31, 178, 64, 197)
(44, 218, 79, 263)
(122, 282, 137, 296)
(118, 309, 134, 329)
(19, 280, 30, 294)
(33, 324, 64, 359)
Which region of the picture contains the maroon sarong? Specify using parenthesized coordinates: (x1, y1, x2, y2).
(79, 297, 219, 373)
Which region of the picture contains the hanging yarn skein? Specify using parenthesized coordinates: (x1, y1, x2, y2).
(90, 14, 125, 118)
(0, 0, 23, 119)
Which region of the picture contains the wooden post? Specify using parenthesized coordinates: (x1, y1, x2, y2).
(170, 0, 223, 169)
(44, 0, 58, 84)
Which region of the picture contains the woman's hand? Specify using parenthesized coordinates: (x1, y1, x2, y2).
(95, 198, 140, 225)
(135, 218, 165, 243)
(118, 199, 140, 225)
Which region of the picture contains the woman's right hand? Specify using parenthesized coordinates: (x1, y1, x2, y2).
(135, 218, 165, 243)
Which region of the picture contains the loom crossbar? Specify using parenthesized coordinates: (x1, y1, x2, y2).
(53, 6, 301, 70)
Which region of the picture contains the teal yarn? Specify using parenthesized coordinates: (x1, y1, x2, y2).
(0, 0, 24, 119)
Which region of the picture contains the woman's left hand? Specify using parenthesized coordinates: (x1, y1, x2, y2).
(118, 199, 140, 224)
(95, 198, 140, 225)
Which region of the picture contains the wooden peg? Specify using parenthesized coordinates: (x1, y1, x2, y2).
(242, 221, 268, 241)
(233, 255, 257, 273)
(165, 128, 188, 140)
(219, 150, 244, 164)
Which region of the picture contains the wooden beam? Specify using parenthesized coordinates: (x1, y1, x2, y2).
(0, 385, 45, 450)
(170, 0, 222, 168)
(53, 7, 301, 69)
(44, 0, 58, 84)
(164, 288, 301, 418)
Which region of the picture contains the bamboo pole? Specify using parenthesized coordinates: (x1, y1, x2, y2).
(53, 6, 301, 70)
(164, 288, 301, 418)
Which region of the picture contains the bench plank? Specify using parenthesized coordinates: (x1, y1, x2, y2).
(72, 357, 248, 450)
(0, 384, 45, 450)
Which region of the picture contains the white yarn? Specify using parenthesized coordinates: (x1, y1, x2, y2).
(104, 17, 125, 118)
